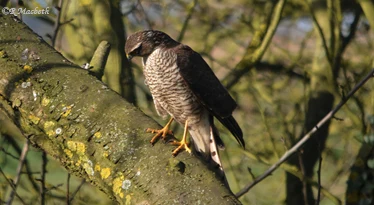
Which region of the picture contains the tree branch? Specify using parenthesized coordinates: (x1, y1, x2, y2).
(0, 13, 241, 204)
(223, 0, 286, 89)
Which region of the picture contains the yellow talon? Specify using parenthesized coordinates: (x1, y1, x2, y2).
(146, 118, 192, 156)
(171, 119, 191, 156)
(147, 118, 174, 144)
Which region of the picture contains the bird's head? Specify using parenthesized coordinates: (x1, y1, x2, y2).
(125, 30, 177, 60)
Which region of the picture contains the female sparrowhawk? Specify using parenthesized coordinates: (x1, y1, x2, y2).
(125, 30, 244, 169)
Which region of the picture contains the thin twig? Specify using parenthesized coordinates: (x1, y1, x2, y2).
(327, 0, 335, 60)
(122, 3, 138, 16)
(235, 68, 374, 198)
(316, 144, 323, 204)
(221, 150, 240, 191)
(305, 0, 332, 66)
(137, 0, 153, 30)
(298, 152, 309, 205)
(177, 0, 198, 42)
(241, 149, 341, 204)
(16, 0, 22, 21)
(67, 173, 70, 205)
(224, 0, 286, 89)
(4, 136, 41, 195)
(40, 151, 48, 205)
(252, 91, 279, 159)
(0, 167, 27, 205)
(252, 0, 286, 63)
(341, 7, 361, 51)
(0, 147, 19, 160)
(52, 0, 63, 47)
(69, 179, 85, 203)
(6, 140, 29, 205)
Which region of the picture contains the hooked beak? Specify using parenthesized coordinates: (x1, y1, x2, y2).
(126, 53, 133, 60)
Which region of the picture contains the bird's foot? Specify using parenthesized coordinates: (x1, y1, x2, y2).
(146, 118, 174, 144)
(171, 140, 191, 156)
(171, 119, 191, 156)
(146, 127, 173, 144)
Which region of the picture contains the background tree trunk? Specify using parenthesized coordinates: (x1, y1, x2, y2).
(286, 4, 336, 205)
(55, 0, 136, 103)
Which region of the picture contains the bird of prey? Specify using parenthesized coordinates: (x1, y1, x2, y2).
(125, 30, 244, 168)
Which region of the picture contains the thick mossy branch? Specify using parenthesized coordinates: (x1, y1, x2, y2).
(0, 14, 240, 204)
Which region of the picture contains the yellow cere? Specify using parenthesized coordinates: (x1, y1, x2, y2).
(23, 65, 33, 73)
(100, 167, 111, 179)
(113, 175, 125, 198)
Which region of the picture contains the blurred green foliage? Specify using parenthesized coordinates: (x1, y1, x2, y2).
(0, 0, 373, 204)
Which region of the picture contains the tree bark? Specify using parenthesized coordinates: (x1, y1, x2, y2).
(0, 13, 240, 205)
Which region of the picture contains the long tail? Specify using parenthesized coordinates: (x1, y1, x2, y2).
(188, 113, 224, 171)
(216, 115, 245, 148)
(209, 124, 223, 171)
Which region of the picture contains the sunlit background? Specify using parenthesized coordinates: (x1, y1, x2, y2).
(1, 0, 373, 204)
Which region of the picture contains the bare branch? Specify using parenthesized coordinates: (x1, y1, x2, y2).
(66, 173, 70, 205)
(177, 0, 198, 42)
(316, 145, 323, 205)
(40, 151, 47, 205)
(223, 0, 287, 89)
(6, 140, 29, 205)
(69, 179, 85, 203)
(305, 0, 333, 66)
(236, 68, 374, 198)
(0, 167, 27, 205)
(137, 0, 153, 29)
(52, 0, 63, 47)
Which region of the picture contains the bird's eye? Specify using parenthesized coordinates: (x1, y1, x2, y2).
(132, 43, 142, 55)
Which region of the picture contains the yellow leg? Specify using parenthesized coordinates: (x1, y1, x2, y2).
(171, 120, 192, 156)
(147, 118, 174, 144)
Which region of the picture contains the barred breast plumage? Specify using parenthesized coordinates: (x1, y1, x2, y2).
(143, 48, 202, 125)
